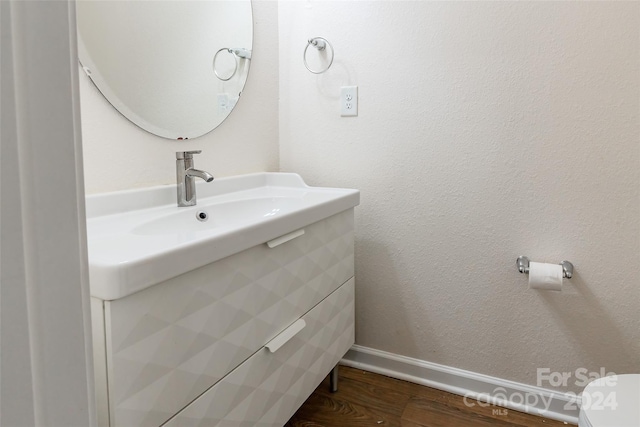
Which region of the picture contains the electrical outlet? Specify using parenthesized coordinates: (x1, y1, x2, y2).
(341, 86, 358, 117)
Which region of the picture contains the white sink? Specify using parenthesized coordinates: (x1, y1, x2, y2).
(132, 196, 310, 235)
(85, 173, 360, 300)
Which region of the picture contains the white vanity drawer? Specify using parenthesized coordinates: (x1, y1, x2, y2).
(164, 278, 355, 427)
(101, 210, 354, 427)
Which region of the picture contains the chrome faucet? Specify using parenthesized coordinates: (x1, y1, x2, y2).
(176, 150, 213, 207)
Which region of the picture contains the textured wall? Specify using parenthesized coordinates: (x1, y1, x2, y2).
(80, 1, 279, 194)
(279, 1, 640, 392)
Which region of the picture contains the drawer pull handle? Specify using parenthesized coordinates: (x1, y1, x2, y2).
(265, 319, 306, 353)
(267, 229, 305, 248)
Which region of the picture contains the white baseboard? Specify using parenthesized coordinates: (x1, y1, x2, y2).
(341, 345, 579, 425)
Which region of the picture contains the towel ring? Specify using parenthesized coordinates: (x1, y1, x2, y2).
(213, 48, 238, 81)
(303, 37, 334, 74)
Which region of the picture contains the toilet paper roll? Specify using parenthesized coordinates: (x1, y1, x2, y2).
(528, 262, 563, 291)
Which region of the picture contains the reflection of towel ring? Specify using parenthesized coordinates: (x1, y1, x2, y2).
(303, 37, 334, 74)
(213, 48, 238, 81)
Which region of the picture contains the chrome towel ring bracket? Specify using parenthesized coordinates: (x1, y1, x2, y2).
(303, 37, 334, 74)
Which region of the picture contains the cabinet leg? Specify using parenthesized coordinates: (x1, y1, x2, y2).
(329, 365, 339, 393)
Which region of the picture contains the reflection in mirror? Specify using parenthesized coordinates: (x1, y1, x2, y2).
(76, 0, 253, 140)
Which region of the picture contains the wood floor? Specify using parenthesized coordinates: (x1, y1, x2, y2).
(285, 366, 572, 427)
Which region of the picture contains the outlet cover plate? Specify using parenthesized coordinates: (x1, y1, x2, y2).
(341, 86, 358, 117)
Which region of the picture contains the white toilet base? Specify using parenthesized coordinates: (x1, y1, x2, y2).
(578, 374, 640, 427)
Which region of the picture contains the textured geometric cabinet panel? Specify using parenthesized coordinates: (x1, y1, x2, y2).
(164, 278, 355, 427)
(102, 210, 354, 427)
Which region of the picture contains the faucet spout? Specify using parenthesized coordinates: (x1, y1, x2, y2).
(186, 168, 214, 182)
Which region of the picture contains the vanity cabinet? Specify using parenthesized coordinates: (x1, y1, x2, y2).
(91, 209, 355, 427)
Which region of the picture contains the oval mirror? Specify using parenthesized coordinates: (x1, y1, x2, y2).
(76, 0, 253, 140)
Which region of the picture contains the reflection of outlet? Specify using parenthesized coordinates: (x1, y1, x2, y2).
(217, 94, 229, 113)
(341, 86, 358, 117)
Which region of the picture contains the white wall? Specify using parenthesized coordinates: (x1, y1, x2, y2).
(80, 1, 279, 194)
(279, 1, 640, 393)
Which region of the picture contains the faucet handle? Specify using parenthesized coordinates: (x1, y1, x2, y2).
(176, 150, 202, 160)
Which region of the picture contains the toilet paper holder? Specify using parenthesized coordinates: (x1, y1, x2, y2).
(516, 256, 573, 279)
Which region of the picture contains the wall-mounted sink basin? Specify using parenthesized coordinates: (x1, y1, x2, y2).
(132, 196, 311, 236)
(85, 173, 360, 300)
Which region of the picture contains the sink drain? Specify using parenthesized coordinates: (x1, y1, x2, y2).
(196, 211, 209, 222)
